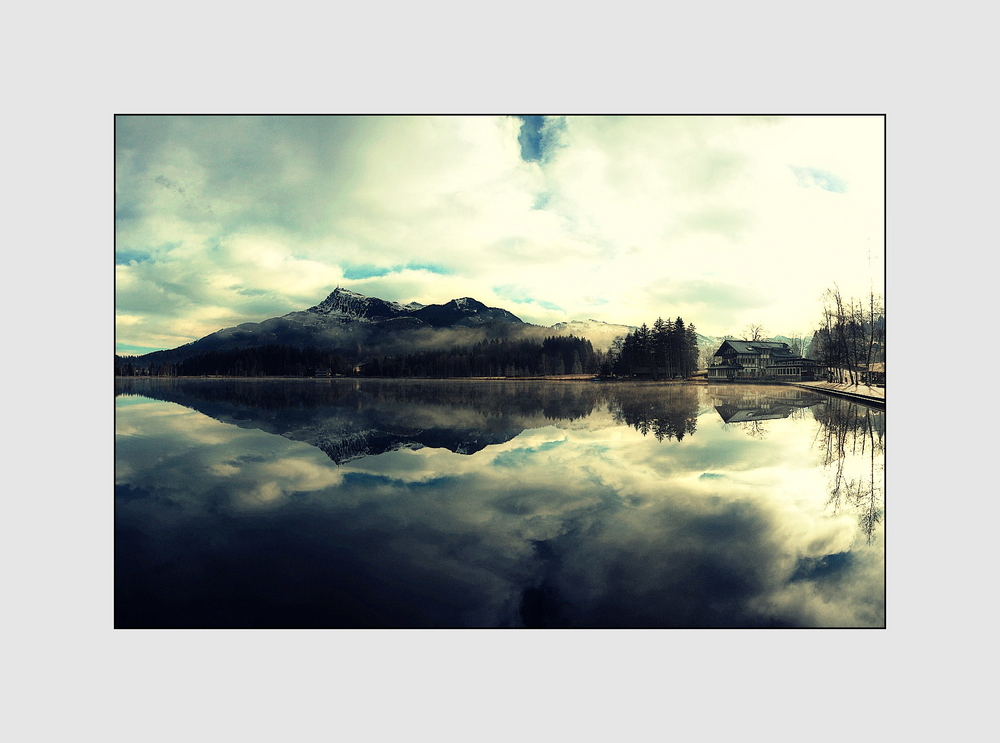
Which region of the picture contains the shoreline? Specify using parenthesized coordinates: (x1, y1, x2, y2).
(787, 380, 885, 407)
(114, 375, 884, 406)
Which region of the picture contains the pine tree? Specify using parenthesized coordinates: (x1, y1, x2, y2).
(652, 317, 668, 379)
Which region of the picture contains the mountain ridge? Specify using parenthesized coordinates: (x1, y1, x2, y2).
(125, 288, 538, 367)
(118, 288, 795, 369)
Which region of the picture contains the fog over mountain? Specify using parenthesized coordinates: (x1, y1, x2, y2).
(120, 287, 800, 372)
(548, 319, 637, 352)
(124, 288, 627, 366)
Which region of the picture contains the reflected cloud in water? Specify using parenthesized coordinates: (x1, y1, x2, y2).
(116, 379, 884, 628)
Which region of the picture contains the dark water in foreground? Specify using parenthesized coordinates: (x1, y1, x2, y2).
(115, 378, 885, 628)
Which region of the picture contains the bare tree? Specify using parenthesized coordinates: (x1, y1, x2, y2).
(816, 285, 885, 386)
(787, 333, 806, 357)
(743, 323, 767, 341)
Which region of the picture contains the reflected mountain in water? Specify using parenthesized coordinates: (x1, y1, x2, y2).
(116, 378, 720, 463)
(115, 378, 610, 464)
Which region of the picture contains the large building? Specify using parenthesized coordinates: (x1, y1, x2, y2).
(707, 340, 819, 382)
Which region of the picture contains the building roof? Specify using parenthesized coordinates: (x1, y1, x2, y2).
(715, 339, 792, 355)
(712, 339, 820, 369)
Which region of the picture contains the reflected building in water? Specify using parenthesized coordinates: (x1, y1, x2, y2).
(711, 386, 825, 424)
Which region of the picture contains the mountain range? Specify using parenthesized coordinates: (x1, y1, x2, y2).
(120, 287, 789, 369)
(125, 288, 644, 367)
(307, 288, 524, 328)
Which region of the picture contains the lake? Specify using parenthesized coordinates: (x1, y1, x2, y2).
(115, 378, 885, 628)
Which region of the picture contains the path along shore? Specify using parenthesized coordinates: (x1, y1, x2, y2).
(789, 380, 885, 407)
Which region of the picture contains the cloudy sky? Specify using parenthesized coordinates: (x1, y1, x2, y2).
(115, 115, 884, 353)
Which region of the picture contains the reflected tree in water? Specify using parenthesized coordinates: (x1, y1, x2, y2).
(813, 398, 885, 543)
(115, 377, 617, 464)
(738, 420, 769, 440)
(608, 385, 699, 441)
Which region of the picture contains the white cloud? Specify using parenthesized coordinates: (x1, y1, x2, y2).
(116, 115, 884, 350)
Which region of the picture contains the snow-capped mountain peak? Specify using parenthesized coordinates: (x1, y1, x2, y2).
(304, 288, 526, 329)
(309, 287, 410, 322)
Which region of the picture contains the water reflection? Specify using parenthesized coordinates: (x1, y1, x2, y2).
(813, 397, 885, 543)
(609, 384, 700, 441)
(115, 380, 884, 628)
(116, 377, 611, 464)
(711, 387, 825, 440)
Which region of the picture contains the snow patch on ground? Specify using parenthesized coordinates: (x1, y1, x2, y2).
(795, 381, 885, 401)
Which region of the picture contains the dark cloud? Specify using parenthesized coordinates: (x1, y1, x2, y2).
(153, 174, 182, 193)
(117, 115, 372, 236)
(114, 249, 152, 266)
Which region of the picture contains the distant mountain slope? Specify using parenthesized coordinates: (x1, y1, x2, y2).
(308, 287, 413, 322)
(130, 288, 535, 367)
(306, 288, 525, 328)
(411, 297, 524, 328)
(125, 287, 809, 372)
(549, 319, 636, 352)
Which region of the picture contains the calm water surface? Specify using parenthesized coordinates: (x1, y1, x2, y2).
(115, 378, 885, 628)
